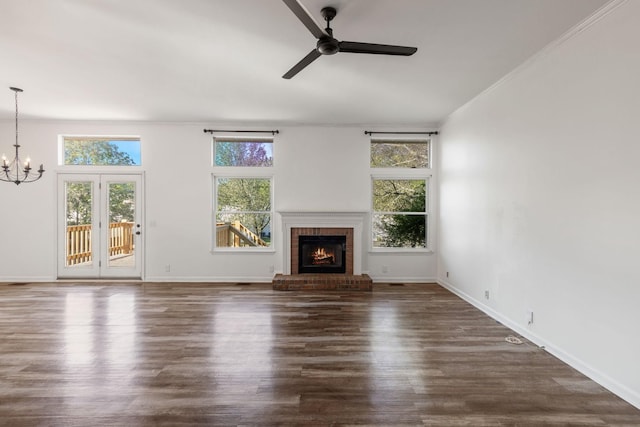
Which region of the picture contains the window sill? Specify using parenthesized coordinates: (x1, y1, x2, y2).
(211, 248, 275, 254)
(369, 248, 433, 255)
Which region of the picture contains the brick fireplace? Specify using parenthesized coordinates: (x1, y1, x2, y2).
(273, 211, 372, 291)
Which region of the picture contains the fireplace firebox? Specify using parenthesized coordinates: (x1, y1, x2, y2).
(298, 235, 346, 274)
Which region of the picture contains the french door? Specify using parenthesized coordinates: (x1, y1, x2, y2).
(58, 173, 143, 279)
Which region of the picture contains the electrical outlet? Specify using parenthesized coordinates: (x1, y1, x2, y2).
(382, 265, 389, 273)
(269, 265, 274, 273)
(484, 290, 490, 300)
(165, 264, 171, 273)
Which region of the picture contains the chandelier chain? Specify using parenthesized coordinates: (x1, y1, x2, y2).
(15, 88, 19, 148)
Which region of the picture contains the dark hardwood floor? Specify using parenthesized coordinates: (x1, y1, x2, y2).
(0, 282, 638, 426)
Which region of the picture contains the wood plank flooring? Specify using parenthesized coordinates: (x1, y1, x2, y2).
(0, 282, 639, 426)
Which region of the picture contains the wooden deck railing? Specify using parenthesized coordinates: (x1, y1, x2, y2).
(216, 221, 268, 247)
(67, 220, 263, 266)
(109, 222, 134, 256)
(66, 222, 134, 266)
(66, 224, 93, 265)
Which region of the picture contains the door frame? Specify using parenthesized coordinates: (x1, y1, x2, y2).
(57, 172, 144, 279)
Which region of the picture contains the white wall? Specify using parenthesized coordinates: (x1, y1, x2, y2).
(0, 122, 435, 282)
(438, 0, 640, 408)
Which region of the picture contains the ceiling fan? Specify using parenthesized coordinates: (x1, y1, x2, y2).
(282, 0, 418, 79)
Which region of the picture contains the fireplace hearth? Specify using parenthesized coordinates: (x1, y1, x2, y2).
(298, 235, 346, 274)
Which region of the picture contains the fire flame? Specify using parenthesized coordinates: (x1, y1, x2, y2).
(311, 246, 335, 265)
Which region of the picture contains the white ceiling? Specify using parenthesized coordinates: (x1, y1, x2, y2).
(0, 0, 608, 126)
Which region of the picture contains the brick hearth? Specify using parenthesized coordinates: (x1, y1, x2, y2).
(272, 273, 373, 291)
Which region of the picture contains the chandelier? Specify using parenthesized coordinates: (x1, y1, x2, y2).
(1, 87, 44, 185)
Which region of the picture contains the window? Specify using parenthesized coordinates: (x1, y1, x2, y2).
(370, 139, 429, 168)
(62, 136, 141, 166)
(212, 136, 274, 250)
(214, 138, 273, 167)
(370, 138, 431, 250)
(214, 177, 272, 249)
(372, 178, 427, 248)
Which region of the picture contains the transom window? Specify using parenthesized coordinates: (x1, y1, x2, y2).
(213, 137, 273, 167)
(62, 136, 141, 166)
(370, 138, 430, 168)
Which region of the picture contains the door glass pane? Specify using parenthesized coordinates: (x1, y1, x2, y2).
(107, 182, 136, 268)
(65, 182, 93, 267)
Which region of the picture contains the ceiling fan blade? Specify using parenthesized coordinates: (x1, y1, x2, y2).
(283, 49, 322, 79)
(339, 41, 417, 56)
(282, 0, 327, 39)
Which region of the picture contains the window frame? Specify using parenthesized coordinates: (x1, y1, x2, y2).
(211, 136, 275, 253)
(369, 137, 433, 253)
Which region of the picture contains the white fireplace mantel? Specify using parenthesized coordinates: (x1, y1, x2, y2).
(279, 211, 368, 275)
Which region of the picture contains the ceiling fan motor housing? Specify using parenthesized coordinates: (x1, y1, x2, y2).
(317, 36, 339, 55)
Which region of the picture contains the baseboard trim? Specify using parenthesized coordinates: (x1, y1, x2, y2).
(0, 276, 55, 283)
(437, 279, 640, 410)
(0, 275, 439, 285)
(143, 276, 274, 283)
(368, 276, 438, 283)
